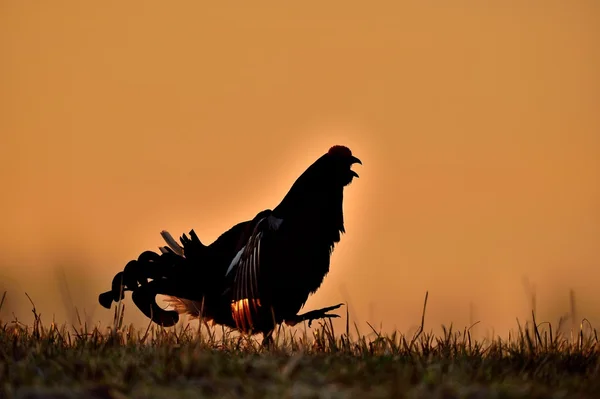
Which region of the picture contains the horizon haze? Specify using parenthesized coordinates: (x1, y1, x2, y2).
(1, 1, 599, 338)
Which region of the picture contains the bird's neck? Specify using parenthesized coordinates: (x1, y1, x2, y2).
(274, 185, 346, 243)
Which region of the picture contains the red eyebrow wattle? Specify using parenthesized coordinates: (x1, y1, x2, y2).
(327, 145, 352, 157)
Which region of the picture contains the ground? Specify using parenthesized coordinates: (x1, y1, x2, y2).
(1, 298, 599, 398)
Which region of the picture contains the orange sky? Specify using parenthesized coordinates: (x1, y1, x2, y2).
(1, 1, 599, 338)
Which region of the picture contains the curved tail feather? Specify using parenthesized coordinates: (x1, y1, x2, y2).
(131, 281, 180, 327)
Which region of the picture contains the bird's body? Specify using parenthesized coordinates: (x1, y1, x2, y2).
(99, 145, 361, 343)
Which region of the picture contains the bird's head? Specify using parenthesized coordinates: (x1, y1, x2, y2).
(273, 144, 362, 217)
(323, 145, 362, 187)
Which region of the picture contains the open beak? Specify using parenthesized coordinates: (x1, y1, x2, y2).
(350, 156, 362, 178)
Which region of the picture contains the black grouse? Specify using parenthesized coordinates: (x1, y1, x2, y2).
(98, 145, 362, 344)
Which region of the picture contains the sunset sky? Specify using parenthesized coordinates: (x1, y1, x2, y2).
(1, 1, 598, 337)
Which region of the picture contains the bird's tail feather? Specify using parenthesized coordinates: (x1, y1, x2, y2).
(160, 230, 185, 257)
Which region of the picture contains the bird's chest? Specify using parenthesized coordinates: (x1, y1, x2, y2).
(264, 233, 333, 297)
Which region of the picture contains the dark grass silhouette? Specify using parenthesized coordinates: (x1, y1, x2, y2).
(2, 291, 600, 398)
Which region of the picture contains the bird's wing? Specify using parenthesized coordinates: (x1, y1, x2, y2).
(227, 212, 283, 332)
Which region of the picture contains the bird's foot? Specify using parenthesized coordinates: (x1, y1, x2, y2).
(285, 303, 344, 328)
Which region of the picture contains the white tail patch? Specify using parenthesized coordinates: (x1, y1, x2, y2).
(162, 296, 205, 318)
(160, 230, 185, 257)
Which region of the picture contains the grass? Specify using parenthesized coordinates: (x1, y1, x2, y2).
(1, 291, 600, 399)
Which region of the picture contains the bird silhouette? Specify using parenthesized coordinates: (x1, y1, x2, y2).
(99, 145, 362, 345)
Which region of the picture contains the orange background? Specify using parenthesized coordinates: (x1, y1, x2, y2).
(1, 1, 598, 338)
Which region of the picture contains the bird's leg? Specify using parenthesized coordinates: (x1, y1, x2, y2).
(284, 303, 344, 328)
(261, 329, 275, 348)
